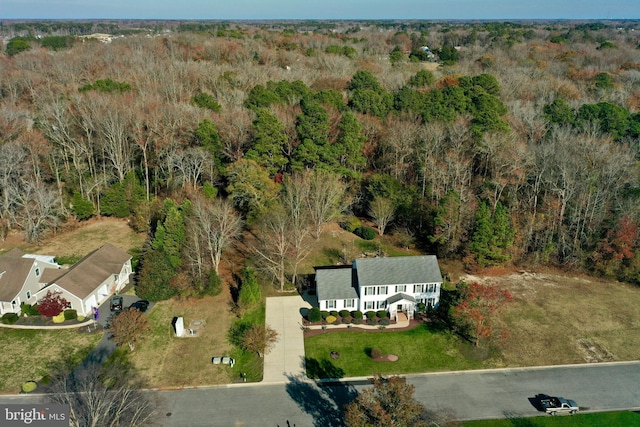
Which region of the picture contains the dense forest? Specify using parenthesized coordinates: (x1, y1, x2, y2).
(1, 20, 640, 299)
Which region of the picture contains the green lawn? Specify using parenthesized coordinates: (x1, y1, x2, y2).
(0, 328, 101, 394)
(463, 411, 640, 427)
(304, 322, 493, 378)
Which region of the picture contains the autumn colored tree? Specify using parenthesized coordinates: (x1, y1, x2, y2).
(110, 308, 151, 351)
(36, 291, 70, 317)
(344, 375, 430, 427)
(241, 324, 278, 358)
(452, 282, 512, 346)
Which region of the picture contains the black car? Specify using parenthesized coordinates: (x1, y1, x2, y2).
(110, 295, 123, 312)
(128, 300, 150, 312)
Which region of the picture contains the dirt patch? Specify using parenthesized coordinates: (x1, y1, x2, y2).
(577, 339, 615, 363)
(373, 354, 398, 362)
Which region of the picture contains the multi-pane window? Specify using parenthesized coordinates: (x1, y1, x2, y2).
(395, 285, 406, 292)
(414, 284, 426, 293)
(26, 291, 31, 299)
(344, 299, 354, 308)
(35, 268, 40, 277)
(364, 301, 375, 310)
(364, 287, 375, 296)
(377, 286, 388, 295)
(326, 300, 336, 309)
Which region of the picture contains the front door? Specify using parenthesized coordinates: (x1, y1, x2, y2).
(397, 304, 403, 311)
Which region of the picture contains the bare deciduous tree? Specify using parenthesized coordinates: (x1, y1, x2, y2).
(47, 361, 159, 427)
(253, 204, 292, 292)
(369, 196, 395, 236)
(190, 196, 243, 274)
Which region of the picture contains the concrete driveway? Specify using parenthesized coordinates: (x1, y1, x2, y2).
(263, 295, 311, 383)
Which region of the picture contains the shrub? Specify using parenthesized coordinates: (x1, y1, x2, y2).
(1, 313, 19, 325)
(321, 310, 330, 319)
(355, 226, 376, 240)
(376, 310, 388, 319)
(365, 311, 377, 319)
(203, 269, 223, 297)
(343, 216, 362, 233)
(326, 315, 337, 324)
(366, 317, 378, 326)
(71, 192, 95, 220)
(52, 313, 65, 323)
(39, 375, 51, 385)
(21, 381, 37, 393)
(77, 315, 85, 322)
(341, 316, 351, 324)
(339, 310, 351, 318)
(352, 310, 363, 319)
(20, 303, 32, 317)
(417, 302, 426, 312)
(329, 310, 339, 317)
(371, 348, 382, 358)
(63, 309, 77, 320)
(36, 290, 69, 317)
(308, 307, 322, 322)
(379, 318, 391, 326)
(352, 317, 363, 325)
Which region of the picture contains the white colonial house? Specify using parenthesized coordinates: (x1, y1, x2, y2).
(315, 255, 443, 321)
(0, 243, 132, 317)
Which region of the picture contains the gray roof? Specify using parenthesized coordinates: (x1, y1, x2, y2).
(386, 293, 416, 304)
(315, 267, 359, 301)
(354, 255, 443, 287)
(0, 248, 31, 301)
(44, 244, 131, 299)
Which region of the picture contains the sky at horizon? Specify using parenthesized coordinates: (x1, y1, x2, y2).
(2, 0, 639, 21)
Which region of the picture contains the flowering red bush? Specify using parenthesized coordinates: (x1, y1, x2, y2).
(36, 291, 70, 317)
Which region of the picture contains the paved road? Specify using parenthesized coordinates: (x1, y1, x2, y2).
(156, 361, 640, 426)
(3, 362, 640, 426)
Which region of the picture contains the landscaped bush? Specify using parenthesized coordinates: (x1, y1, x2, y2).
(371, 348, 382, 359)
(52, 313, 65, 323)
(352, 317, 363, 325)
(326, 315, 337, 324)
(77, 315, 85, 322)
(355, 226, 376, 240)
(379, 318, 391, 326)
(1, 313, 19, 324)
(417, 302, 426, 312)
(308, 307, 322, 322)
(21, 381, 37, 393)
(366, 317, 378, 326)
(376, 310, 388, 319)
(339, 310, 350, 318)
(321, 310, 330, 319)
(329, 310, 339, 317)
(63, 309, 77, 320)
(365, 311, 377, 319)
(351, 310, 363, 319)
(19, 303, 39, 317)
(342, 216, 362, 233)
(341, 316, 351, 324)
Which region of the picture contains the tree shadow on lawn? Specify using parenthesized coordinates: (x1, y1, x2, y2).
(305, 357, 344, 380)
(285, 371, 357, 427)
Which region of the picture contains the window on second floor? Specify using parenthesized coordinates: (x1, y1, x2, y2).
(414, 284, 426, 293)
(395, 285, 406, 293)
(377, 286, 388, 295)
(364, 287, 375, 296)
(35, 267, 40, 277)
